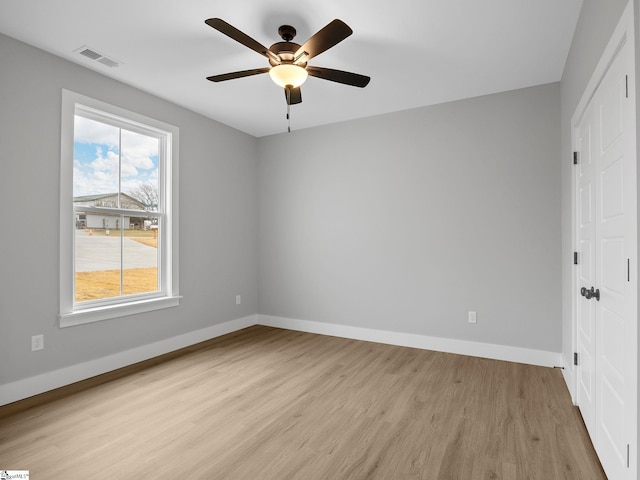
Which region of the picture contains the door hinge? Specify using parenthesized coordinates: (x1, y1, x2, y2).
(626, 75, 629, 98)
(574, 352, 578, 366)
(627, 444, 630, 468)
(574, 252, 578, 265)
(573, 151, 578, 165)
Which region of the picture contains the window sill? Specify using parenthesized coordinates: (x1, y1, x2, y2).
(59, 296, 181, 327)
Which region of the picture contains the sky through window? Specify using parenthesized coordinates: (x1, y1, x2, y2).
(73, 115, 159, 198)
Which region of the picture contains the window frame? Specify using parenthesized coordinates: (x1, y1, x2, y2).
(60, 90, 180, 327)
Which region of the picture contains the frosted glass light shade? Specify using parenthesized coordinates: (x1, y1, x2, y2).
(269, 64, 308, 88)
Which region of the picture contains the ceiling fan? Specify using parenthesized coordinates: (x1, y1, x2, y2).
(205, 18, 371, 108)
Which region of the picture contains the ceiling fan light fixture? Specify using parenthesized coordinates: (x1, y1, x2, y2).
(269, 64, 308, 88)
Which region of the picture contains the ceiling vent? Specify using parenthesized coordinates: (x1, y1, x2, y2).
(74, 45, 120, 68)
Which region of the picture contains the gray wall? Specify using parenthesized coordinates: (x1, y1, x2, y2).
(258, 83, 561, 352)
(559, 0, 632, 371)
(0, 34, 259, 384)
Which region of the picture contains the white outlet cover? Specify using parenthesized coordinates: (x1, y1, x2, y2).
(31, 334, 44, 351)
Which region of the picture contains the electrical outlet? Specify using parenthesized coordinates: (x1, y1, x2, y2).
(236, 294, 242, 305)
(468, 311, 477, 324)
(31, 334, 44, 351)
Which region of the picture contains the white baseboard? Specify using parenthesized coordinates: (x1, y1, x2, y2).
(258, 314, 564, 368)
(1, 313, 565, 407)
(0, 314, 257, 407)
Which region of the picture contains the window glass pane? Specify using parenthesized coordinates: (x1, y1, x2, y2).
(123, 220, 159, 296)
(73, 116, 120, 197)
(75, 212, 122, 302)
(72, 119, 162, 303)
(121, 129, 159, 211)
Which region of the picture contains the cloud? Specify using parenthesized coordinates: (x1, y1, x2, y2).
(73, 165, 118, 196)
(121, 129, 157, 170)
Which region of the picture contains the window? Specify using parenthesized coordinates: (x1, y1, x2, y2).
(60, 90, 179, 326)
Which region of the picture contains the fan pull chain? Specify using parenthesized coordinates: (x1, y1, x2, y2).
(286, 87, 292, 133)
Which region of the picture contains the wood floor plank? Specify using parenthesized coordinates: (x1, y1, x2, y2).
(0, 326, 606, 479)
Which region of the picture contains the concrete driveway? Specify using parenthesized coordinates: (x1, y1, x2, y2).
(75, 230, 158, 272)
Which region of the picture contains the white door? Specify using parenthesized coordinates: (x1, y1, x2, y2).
(575, 34, 637, 480)
(576, 95, 597, 441)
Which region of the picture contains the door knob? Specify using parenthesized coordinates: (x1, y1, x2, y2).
(581, 286, 600, 301)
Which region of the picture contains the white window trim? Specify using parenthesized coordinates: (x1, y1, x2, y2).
(59, 89, 180, 327)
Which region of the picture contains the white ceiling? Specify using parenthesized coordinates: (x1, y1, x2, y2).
(0, 0, 583, 137)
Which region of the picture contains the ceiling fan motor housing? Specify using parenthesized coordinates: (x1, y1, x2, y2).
(269, 41, 305, 67)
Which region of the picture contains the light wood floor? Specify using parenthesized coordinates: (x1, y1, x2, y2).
(0, 326, 606, 479)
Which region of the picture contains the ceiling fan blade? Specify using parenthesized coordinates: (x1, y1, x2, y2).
(205, 18, 278, 62)
(306, 66, 370, 88)
(206, 68, 269, 82)
(285, 86, 302, 105)
(295, 19, 353, 61)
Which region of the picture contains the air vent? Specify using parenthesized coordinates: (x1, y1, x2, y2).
(79, 48, 102, 60)
(74, 45, 121, 68)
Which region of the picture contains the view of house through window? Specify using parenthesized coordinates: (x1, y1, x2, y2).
(73, 113, 161, 302)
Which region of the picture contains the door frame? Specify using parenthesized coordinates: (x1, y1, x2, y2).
(569, 1, 637, 476)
